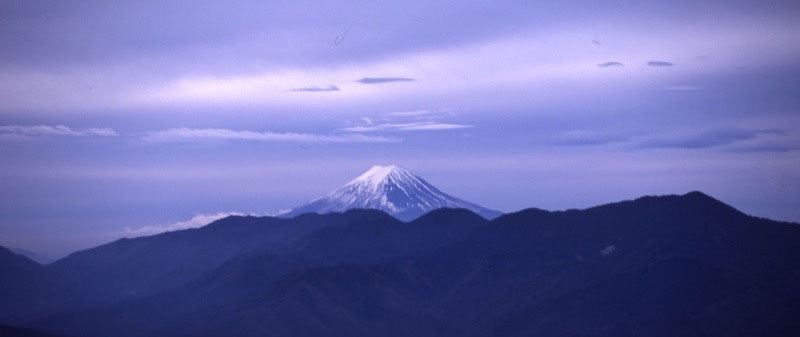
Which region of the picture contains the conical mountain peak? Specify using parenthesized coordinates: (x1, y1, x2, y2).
(281, 165, 502, 221)
(346, 165, 412, 190)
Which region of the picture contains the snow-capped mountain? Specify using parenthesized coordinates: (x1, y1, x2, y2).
(280, 165, 502, 221)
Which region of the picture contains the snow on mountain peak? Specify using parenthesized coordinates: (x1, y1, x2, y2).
(280, 165, 502, 221)
(347, 165, 412, 191)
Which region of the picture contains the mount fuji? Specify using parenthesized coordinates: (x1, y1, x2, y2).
(280, 165, 502, 221)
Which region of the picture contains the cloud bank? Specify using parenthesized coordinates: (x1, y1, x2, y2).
(142, 127, 399, 143)
(0, 125, 118, 140)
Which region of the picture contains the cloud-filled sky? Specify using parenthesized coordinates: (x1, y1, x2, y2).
(1, 0, 800, 258)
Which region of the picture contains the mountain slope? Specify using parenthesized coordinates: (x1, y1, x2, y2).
(33, 209, 485, 337)
(4, 212, 388, 323)
(11, 248, 55, 265)
(281, 165, 502, 221)
(235, 192, 800, 337)
(31, 192, 800, 337)
(0, 246, 55, 324)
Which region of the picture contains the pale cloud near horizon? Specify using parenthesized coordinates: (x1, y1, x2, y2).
(121, 212, 243, 237)
(0, 125, 118, 140)
(142, 127, 400, 143)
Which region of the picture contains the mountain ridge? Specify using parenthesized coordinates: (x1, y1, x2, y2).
(5, 191, 800, 337)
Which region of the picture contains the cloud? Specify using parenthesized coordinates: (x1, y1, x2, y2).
(85, 128, 119, 136)
(720, 129, 800, 153)
(386, 110, 436, 117)
(647, 60, 674, 67)
(122, 212, 242, 237)
(636, 128, 788, 150)
(0, 125, 118, 140)
(142, 127, 399, 143)
(662, 85, 704, 91)
(289, 85, 340, 92)
(401, 123, 473, 131)
(355, 77, 415, 84)
(551, 130, 631, 146)
(38, 22, 792, 111)
(551, 128, 798, 153)
(597, 62, 624, 67)
(727, 139, 800, 153)
(342, 121, 473, 132)
(0, 125, 81, 136)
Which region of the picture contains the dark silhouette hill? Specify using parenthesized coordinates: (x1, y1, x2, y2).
(0, 325, 76, 337)
(0, 247, 55, 324)
(2, 211, 406, 322)
(4, 192, 800, 337)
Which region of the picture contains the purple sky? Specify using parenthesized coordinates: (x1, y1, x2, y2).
(2, 0, 800, 258)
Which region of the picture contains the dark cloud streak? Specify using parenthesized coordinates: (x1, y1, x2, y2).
(647, 60, 674, 67)
(597, 61, 624, 67)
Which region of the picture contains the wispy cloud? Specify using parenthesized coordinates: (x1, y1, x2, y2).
(597, 61, 624, 68)
(342, 122, 473, 132)
(401, 123, 473, 131)
(726, 139, 800, 153)
(551, 128, 798, 153)
(355, 77, 415, 84)
(636, 128, 788, 150)
(289, 85, 340, 92)
(551, 130, 631, 146)
(662, 85, 704, 91)
(386, 110, 436, 117)
(647, 60, 674, 67)
(0, 125, 118, 140)
(122, 212, 242, 237)
(142, 127, 399, 143)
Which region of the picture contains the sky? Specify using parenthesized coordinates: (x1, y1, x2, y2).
(1, 0, 799, 258)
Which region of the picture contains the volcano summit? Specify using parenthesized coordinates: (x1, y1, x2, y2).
(281, 165, 502, 220)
